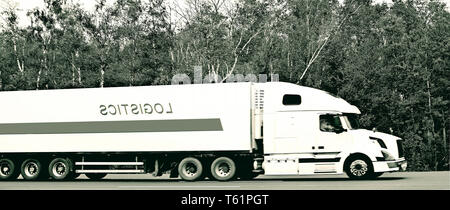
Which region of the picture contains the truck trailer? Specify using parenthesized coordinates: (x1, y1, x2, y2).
(0, 82, 407, 181)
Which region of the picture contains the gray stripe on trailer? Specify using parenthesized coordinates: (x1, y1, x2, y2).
(0, 118, 223, 134)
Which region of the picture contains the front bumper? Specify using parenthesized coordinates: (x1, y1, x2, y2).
(373, 158, 407, 172)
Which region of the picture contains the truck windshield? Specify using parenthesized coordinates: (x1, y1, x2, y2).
(343, 113, 360, 130)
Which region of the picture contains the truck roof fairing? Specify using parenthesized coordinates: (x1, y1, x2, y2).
(260, 82, 361, 114)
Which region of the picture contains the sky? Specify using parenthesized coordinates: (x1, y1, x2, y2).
(1, 0, 449, 27)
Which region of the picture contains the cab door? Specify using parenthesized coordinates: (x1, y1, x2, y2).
(312, 114, 352, 170)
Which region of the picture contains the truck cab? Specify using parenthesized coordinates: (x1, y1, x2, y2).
(255, 82, 407, 179)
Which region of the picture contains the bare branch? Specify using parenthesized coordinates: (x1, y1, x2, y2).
(299, 4, 362, 81)
(221, 29, 262, 82)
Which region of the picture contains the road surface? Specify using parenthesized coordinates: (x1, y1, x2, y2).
(0, 171, 448, 190)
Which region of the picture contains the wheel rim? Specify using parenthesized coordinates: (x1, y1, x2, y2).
(184, 163, 198, 177)
(52, 162, 67, 177)
(24, 162, 39, 177)
(350, 160, 368, 177)
(0, 162, 12, 177)
(215, 162, 231, 177)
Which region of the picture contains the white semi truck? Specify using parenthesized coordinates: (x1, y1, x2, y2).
(0, 82, 406, 181)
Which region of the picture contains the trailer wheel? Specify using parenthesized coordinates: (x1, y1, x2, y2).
(0, 158, 20, 181)
(210, 157, 236, 181)
(48, 158, 73, 180)
(178, 157, 203, 181)
(344, 155, 374, 180)
(21, 159, 47, 181)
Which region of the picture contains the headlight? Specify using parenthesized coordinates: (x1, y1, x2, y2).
(381, 150, 395, 161)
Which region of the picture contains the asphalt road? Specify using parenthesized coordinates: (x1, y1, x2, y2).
(0, 171, 448, 190)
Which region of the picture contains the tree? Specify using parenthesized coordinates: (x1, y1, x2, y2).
(171, 0, 266, 83)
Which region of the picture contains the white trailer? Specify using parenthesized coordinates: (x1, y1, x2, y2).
(0, 82, 406, 181)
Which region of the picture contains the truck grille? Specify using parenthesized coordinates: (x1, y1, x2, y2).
(397, 139, 404, 158)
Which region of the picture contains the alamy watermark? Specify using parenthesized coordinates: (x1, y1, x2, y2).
(171, 66, 279, 85)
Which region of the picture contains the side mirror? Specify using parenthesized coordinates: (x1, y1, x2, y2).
(372, 127, 377, 132)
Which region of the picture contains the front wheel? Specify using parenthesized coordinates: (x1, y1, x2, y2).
(344, 156, 374, 180)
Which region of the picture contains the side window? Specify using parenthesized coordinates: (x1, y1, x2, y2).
(319, 115, 343, 132)
(282, 94, 301, 105)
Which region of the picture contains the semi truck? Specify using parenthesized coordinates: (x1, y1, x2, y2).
(0, 82, 407, 181)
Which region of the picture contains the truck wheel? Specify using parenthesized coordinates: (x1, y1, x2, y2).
(210, 157, 236, 181)
(48, 158, 73, 180)
(344, 156, 374, 180)
(86, 173, 107, 180)
(21, 159, 46, 181)
(0, 158, 20, 181)
(178, 157, 203, 181)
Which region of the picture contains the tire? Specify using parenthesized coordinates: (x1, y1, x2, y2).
(86, 173, 107, 180)
(210, 157, 236, 181)
(21, 159, 47, 181)
(48, 158, 73, 180)
(344, 155, 374, 180)
(178, 157, 203, 181)
(0, 158, 20, 181)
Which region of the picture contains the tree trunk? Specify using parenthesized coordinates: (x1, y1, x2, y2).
(36, 66, 42, 90)
(12, 39, 24, 75)
(76, 51, 82, 86)
(443, 110, 447, 150)
(100, 64, 105, 88)
(71, 53, 76, 86)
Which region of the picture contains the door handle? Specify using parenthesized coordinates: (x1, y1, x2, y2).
(318, 146, 325, 149)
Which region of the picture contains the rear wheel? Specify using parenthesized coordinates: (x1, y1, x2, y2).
(178, 157, 203, 181)
(48, 158, 73, 180)
(21, 159, 48, 180)
(210, 157, 236, 181)
(0, 158, 20, 181)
